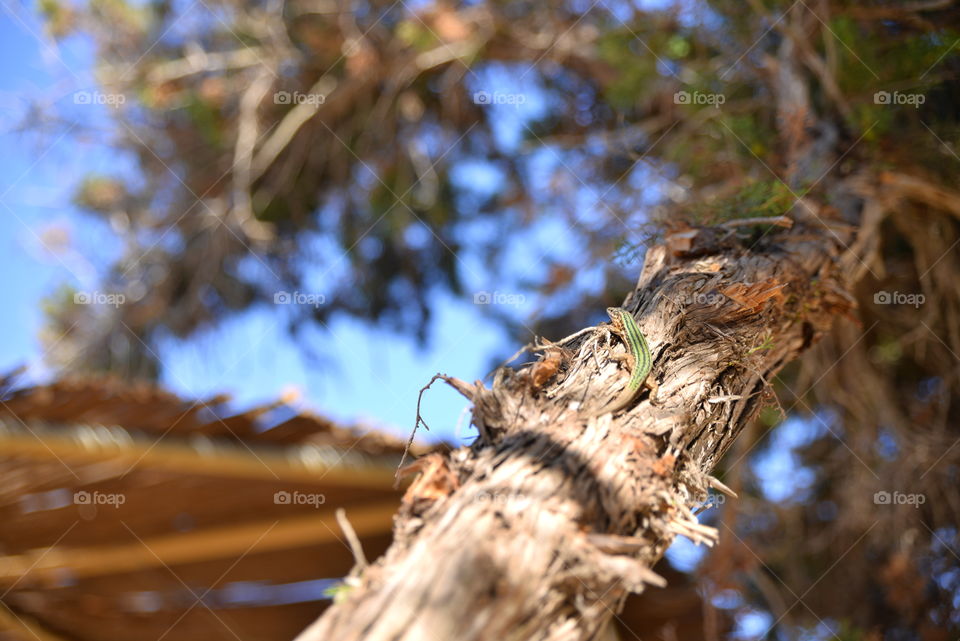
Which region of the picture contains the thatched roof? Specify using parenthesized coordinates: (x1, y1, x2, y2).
(0, 374, 406, 641)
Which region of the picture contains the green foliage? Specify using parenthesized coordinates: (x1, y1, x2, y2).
(871, 334, 903, 366)
(183, 92, 225, 148)
(597, 28, 659, 110)
(88, 0, 150, 36)
(828, 17, 960, 146)
(758, 405, 783, 427)
(748, 334, 775, 354)
(73, 176, 126, 214)
(832, 620, 870, 641)
(38, 0, 75, 37)
(688, 180, 801, 225)
(831, 17, 954, 95)
(396, 20, 437, 51)
(40, 283, 81, 317)
(722, 114, 774, 163)
(666, 34, 690, 59)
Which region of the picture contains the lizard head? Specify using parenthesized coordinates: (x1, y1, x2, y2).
(605, 307, 623, 328)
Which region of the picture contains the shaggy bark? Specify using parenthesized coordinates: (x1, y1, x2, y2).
(295, 216, 858, 641)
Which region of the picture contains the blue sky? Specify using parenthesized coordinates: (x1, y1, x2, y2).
(0, 7, 512, 443)
(0, 9, 85, 379)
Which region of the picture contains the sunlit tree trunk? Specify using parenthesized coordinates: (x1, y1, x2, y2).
(295, 212, 858, 641)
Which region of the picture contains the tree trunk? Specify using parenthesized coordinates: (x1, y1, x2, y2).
(294, 10, 881, 636)
(295, 217, 857, 641)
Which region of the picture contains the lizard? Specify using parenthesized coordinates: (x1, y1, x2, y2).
(589, 307, 658, 417)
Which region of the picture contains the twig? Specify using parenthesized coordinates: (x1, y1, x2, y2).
(232, 70, 275, 241)
(721, 215, 793, 229)
(880, 171, 960, 220)
(486, 331, 584, 380)
(336, 508, 368, 570)
(707, 474, 739, 498)
(251, 75, 335, 180)
(140, 47, 268, 84)
(396, 373, 469, 485)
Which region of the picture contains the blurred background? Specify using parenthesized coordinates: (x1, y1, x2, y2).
(0, 0, 958, 639)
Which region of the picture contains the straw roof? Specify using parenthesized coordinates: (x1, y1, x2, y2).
(0, 373, 405, 641)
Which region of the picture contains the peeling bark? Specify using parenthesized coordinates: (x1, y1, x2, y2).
(296, 220, 857, 641)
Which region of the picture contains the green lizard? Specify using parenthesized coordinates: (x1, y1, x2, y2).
(590, 307, 657, 416)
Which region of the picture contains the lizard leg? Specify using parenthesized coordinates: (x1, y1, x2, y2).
(645, 378, 660, 403)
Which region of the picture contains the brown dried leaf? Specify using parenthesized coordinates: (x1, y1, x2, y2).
(652, 454, 676, 478)
(401, 453, 460, 503)
(530, 348, 564, 391)
(666, 228, 697, 255)
(719, 279, 787, 314)
(431, 7, 471, 42)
